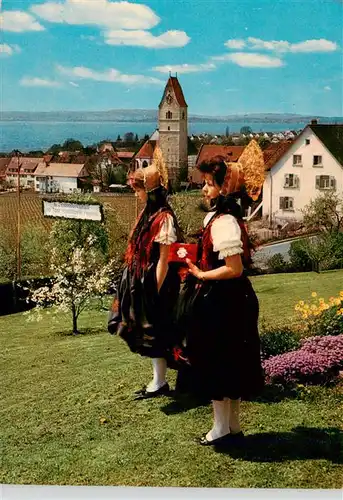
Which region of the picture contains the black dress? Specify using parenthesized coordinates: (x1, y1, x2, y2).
(174, 212, 264, 401)
(108, 208, 181, 360)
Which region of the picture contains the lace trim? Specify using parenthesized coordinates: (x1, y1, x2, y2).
(218, 246, 243, 259)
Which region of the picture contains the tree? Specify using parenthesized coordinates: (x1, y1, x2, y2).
(240, 126, 253, 135)
(48, 143, 62, 154)
(62, 138, 84, 151)
(116, 135, 122, 142)
(124, 132, 135, 143)
(112, 165, 127, 185)
(134, 134, 139, 142)
(295, 234, 336, 273)
(26, 195, 115, 334)
(302, 192, 343, 234)
(225, 126, 230, 137)
(258, 137, 271, 150)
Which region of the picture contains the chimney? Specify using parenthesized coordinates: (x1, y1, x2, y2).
(311, 119, 318, 125)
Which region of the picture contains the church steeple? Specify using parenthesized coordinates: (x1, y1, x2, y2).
(158, 75, 188, 184)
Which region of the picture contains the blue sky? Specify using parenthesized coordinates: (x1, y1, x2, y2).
(1, 0, 342, 115)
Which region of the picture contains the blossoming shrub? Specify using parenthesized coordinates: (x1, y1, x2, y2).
(295, 291, 343, 337)
(263, 334, 343, 386)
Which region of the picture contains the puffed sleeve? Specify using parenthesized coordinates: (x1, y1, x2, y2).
(211, 214, 243, 259)
(154, 213, 177, 244)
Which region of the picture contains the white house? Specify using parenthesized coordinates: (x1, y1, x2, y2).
(34, 162, 88, 193)
(263, 122, 343, 223)
(6, 157, 42, 188)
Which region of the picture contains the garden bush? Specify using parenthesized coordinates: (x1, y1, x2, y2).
(266, 253, 290, 274)
(289, 240, 312, 272)
(263, 334, 343, 386)
(260, 325, 301, 360)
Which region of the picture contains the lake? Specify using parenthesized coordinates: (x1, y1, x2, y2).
(0, 120, 307, 153)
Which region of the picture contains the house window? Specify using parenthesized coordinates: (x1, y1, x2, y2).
(166, 111, 172, 119)
(279, 197, 294, 211)
(284, 173, 300, 188)
(142, 160, 148, 168)
(182, 111, 185, 119)
(313, 155, 323, 167)
(293, 154, 302, 166)
(305, 139, 310, 145)
(316, 175, 336, 190)
(168, 126, 170, 131)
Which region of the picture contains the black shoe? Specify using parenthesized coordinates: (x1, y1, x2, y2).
(198, 433, 231, 446)
(134, 383, 170, 400)
(134, 386, 147, 396)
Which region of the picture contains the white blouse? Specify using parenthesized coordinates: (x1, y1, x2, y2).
(154, 213, 177, 244)
(204, 211, 243, 260)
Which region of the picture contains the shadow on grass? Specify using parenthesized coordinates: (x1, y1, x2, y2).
(54, 327, 106, 337)
(160, 393, 210, 415)
(214, 426, 343, 464)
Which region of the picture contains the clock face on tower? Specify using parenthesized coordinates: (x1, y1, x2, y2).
(166, 92, 173, 105)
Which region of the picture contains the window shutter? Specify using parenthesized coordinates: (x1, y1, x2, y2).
(279, 197, 284, 209)
(330, 177, 336, 190)
(315, 176, 320, 189)
(289, 198, 294, 209)
(284, 174, 289, 187)
(295, 175, 300, 188)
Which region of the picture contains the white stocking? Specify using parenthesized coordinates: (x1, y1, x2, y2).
(228, 398, 241, 434)
(206, 399, 230, 441)
(146, 358, 167, 392)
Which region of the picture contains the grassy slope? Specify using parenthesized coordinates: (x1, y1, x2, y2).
(1, 270, 343, 488)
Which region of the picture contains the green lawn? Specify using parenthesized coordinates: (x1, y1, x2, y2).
(1, 270, 343, 488)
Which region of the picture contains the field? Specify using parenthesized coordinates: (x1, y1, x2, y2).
(1, 270, 343, 488)
(0, 192, 140, 243)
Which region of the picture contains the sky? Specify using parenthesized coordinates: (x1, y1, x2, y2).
(1, 0, 343, 116)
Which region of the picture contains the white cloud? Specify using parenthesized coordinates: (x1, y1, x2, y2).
(226, 37, 338, 53)
(152, 63, 215, 74)
(31, 0, 159, 30)
(0, 43, 21, 57)
(324, 85, 332, 91)
(20, 77, 62, 87)
(225, 88, 239, 92)
(69, 81, 79, 87)
(225, 39, 246, 49)
(57, 65, 164, 85)
(213, 52, 284, 68)
(1, 11, 45, 32)
(105, 29, 190, 48)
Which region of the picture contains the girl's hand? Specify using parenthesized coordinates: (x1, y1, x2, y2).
(186, 258, 204, 280)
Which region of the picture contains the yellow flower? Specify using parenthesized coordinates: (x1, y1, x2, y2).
(339, 291, 343, 298)
(319, 298, 325, 303)
(311, 304, 317, 310)
(311, 292, 317, 298)
(299, 301, 305, 306)
(329, 297, 335, 303)
(334, 298, 341, 306)
(302, 313, 308, 319)
(295, 305, 300, 311)
(304, 304, 310, 310)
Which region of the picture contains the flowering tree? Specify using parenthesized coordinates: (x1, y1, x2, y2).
(27, 233, 116, 334)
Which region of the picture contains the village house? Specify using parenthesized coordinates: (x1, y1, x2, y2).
(6, 157, 43, 189)
(190, 145, 246, 185)
(262, 121, 343, 223)
(0, 158, 11, 186)
(34, 161, 88, 193)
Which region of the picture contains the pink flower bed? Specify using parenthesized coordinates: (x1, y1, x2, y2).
(263, 334, 343, 386)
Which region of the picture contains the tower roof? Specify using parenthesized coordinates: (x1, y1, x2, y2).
(159, 76, 188, 108)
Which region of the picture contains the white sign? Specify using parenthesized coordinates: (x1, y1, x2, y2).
(43, 201, 103, 221)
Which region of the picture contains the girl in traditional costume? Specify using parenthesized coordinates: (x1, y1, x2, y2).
(174, 141, 265, 446)
(108, 148, 182, 400)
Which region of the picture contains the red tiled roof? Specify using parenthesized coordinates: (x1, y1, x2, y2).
(263, 140, 294, 171)
(6, 157, 42, 175)
(196, 145, 245, 166)
(117, 152, 135, 159)
(135, 141, 156, 159)
(159, 76, 187, 108)
(0, 158, 11, 177)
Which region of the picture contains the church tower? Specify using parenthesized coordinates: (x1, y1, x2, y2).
(158, 75, 188, 183)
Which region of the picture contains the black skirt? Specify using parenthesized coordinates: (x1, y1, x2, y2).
(174, 274, 264, 401)
(109, 257, 181, 360)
